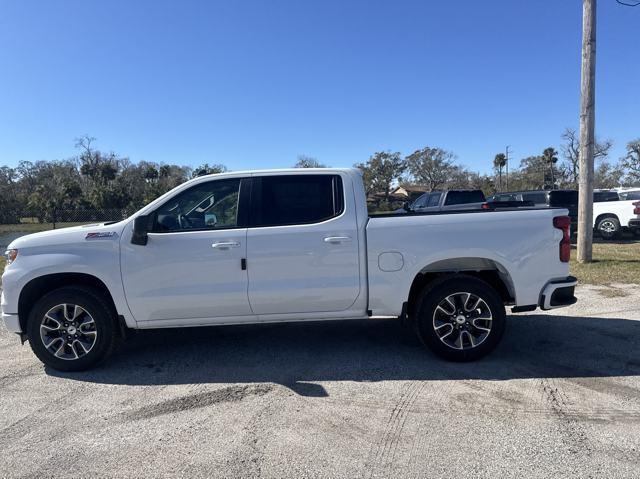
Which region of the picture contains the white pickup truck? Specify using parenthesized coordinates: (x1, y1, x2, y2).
(1, 168, 577, 371)
(593, 199, 640, 240)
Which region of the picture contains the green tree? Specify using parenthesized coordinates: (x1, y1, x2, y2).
(595, 161, 625, 189)
(354, 151, 405, 203)
(26, 160, 83, 221)
(0, 166, 21, 223)
(192, 163, 227, 178)
(405, 147, 457, 191)
(468, 172, 496, 196)
(512, 156, 547, 190)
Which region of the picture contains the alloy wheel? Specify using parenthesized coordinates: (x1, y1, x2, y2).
(432, 292, 493, 350)
(39, 303, 98, 361)
(600, 220, 616, 234)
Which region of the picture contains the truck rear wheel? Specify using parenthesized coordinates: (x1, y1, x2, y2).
(414, 276, 506, 361)
(27, 286, 118, 372)
(597, 216, 621, 240)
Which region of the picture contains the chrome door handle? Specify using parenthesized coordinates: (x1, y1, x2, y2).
(211, 241, 240, 250)
(323, 236, 352, 244)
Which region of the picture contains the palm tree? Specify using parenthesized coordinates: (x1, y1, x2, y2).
(493, 153, 507, 191)
(542, 147, 559, 188)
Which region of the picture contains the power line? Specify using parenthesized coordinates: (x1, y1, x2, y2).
(616, 0, 640, 6)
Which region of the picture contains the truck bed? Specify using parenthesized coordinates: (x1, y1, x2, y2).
(365, 207, 570, 316)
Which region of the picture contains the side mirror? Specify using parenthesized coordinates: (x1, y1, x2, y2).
(131, 214, 151, 246)
(403, 201, 412, 212)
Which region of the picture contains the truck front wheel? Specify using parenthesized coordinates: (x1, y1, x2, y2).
(414, 276, 506, 361)
(27, 286, 118, 372)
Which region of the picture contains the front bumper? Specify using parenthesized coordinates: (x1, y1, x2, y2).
(1, 289, 21, 333)
(1, 311, 21, 333)
(539, 276, 578, 310)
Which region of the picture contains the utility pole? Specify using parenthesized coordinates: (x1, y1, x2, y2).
(577, 0, 596, 263)
(505, 146, 510, 191)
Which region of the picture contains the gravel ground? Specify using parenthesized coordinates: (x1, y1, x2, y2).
(1, 284, 639, 478)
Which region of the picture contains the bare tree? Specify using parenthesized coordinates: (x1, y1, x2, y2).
(622, 139, 640, 184)
(560, 127, 612, 186)
(74, 134, 97, 156)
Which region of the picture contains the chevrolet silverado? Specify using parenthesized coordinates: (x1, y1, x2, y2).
(1, 168, 577, 371)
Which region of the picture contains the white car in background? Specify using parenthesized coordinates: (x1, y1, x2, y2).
(489, 189, 640, 240)
(594, 191, 640, 240)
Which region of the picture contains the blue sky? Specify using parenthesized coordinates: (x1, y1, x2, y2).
(0, 0, 638, 174)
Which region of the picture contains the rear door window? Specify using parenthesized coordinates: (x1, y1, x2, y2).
(594, 191, 619, 202)
(522, 192, 547, 204)
(549, 191, 578, 207)
(443, 190, 486, 206)
(250, 175, 344, 227)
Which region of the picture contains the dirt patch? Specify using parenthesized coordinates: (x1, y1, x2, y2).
(596, 287, 631, 298)
(123, 384, 274, 421)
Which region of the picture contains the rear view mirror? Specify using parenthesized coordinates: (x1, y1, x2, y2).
(131, 215, 151, 246)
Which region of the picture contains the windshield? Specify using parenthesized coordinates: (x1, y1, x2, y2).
(619, 191, 640, 200)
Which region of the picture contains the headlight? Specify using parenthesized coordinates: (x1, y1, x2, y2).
(4, 249, 18, 265)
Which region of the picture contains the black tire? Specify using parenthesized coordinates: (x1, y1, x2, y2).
(27, 286, 118, 371)
(414, 275, 506, 361)
(597, 216, 621, 240)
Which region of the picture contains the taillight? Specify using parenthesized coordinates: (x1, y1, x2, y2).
(634, 201, 640, 215)
(553, 216, 571, 263)
(481, 202, 491, 210)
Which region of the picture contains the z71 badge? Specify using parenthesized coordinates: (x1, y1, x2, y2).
(85, 232, 117, 239)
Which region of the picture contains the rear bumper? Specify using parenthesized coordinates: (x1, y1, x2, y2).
(628, 219, 640, 231)
(539, 276, 578, 310)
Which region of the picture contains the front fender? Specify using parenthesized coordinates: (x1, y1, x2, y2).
(1, 245, 135, 328)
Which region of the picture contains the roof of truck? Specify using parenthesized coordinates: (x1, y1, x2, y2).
(195, 167, 361, 179)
